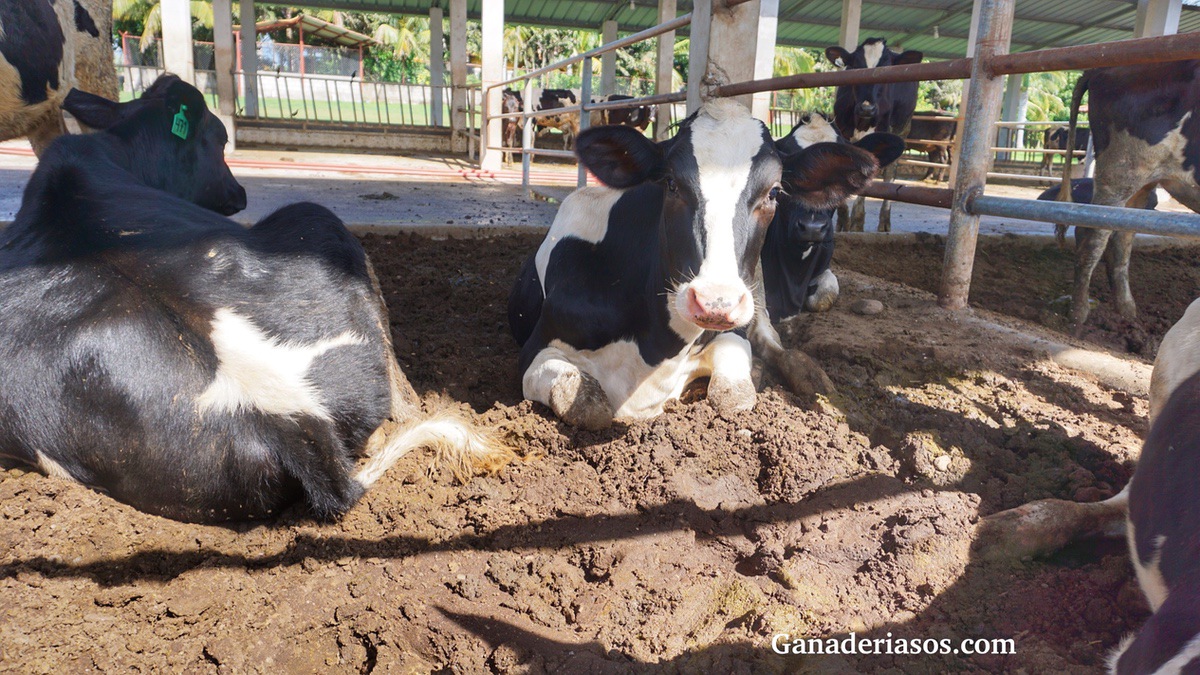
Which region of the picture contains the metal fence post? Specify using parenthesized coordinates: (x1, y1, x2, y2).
(522, 79, 534, 194)
(578, 57, 593, 188)
(939, 0, 1016, 310)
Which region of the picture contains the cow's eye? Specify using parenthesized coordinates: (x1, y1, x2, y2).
(768, 185, 782, 202)
(665, 177, 678, 193)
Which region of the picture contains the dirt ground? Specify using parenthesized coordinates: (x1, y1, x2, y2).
(2, 231, 1194, 673)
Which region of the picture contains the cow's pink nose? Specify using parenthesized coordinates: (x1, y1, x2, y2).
(685, 287, 751, 330)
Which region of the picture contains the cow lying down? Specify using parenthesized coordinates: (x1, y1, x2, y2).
(763, 111, 904, 321)
(507, 100, 901, 429)
(0, 75, 511, 523)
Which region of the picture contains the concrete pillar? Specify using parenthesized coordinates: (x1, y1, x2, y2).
(654, 0, 676, 141)
(430, 7, 445, 126)
(1135, 0, 1181, 36)
(839, 0, 862, 50)
(450, 0, 467, 152)
(600, 20, 618, 97)
(686, 0, 778, 116)
(239, 0, 258, 117)
(212, 0, 235, 114)
(479, 0, 504, 170)
(998, 72, 1024, 158)
(161, 0, 195, 84)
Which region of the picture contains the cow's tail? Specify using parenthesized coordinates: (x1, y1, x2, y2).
(1056, 73, 1091, 246)
(355, 408, 516, 488)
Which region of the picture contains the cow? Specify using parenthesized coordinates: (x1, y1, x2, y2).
(0, 75, 511, 523)
(501, 88, 522, 164)
(1057, 60, 1200, 332)
(535, 88, 580, 150)
(825, 38, 923, 232)
(906, 111, 956, 182)
(0, 0, 118, 155)
(1107, 297, 1200, 672)
(505, 100, 896, 430)
(1038, 125, 1091, 176)
(598, 94, 653, 131)
(763, 111, 905, 321)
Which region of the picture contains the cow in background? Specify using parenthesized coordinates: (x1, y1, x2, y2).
(0, 76, 511, 522)
(825, 38, 923, 232)
(501, 88, 523, 164)
(1058, 60, 1200, 332)
(598, 94, 653, 131)
(535, 88, 580, 149)
(906, 111, 956, 182)
(0, 0, 118, 154)
(763, 112, 905, 321)
(1038, 125, 1090, 176)
(1037, 178, 1158, 248)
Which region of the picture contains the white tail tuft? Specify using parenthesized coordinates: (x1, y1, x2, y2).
(355, 410, 514, 488)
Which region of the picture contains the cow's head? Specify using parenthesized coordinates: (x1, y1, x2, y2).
(576, 100, 785, 333)
(502, 89, 523, 113)
(62, 74, 247, 215)
(775, 114, 905, 244)
(826, 38, 923, 131)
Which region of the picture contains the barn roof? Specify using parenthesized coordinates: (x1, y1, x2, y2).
(268, 0, 1200, 61)
(236, 14, 377, 47)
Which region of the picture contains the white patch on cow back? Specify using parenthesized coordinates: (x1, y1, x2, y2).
(791, 113, 839, 149)
(1150, 297, 1200, 424)
(37, 452, 75, 481)
(196, 308, 365, 420)
(535, 186, 625, 295)
(678, 100, 774, 327)
(862, 41, 885, 69)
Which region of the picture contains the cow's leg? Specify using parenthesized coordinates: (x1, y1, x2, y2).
(877, 163, 899, 232)
(848, 195, 866, 232)
(523, 346, 613, 430)
(703, 332, 756, 414)
(975, 488, 1128, 561)
(1070, 226, 1112, 333)
(836, 203, 851, 232)
(746, 270, 835, 401)
(804, 269, 840, 313)
(27, 112, 66, 157)
(1160, 178, 1200, 214)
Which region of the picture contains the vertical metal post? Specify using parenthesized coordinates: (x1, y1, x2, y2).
(430, 7, 445, 126)
(578, 57, 593, 188)
(947, 0, 984, 191)
(522, 79, 534, 194)
(601, 20, 618, 97)
(685, 0, 712, 114)
(653, 0, 677, 142)
(939, 0, 1015, 310)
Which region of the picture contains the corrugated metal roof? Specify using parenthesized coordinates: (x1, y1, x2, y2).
(277, 0, 1200, 61)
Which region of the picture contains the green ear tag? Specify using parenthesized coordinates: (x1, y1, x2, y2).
(171, 104, 190, 140)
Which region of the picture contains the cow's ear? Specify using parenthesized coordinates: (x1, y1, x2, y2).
(781, 142, 880, 210)
(853, 132, 906, 167)
(163, 79, 206, 140)
(62, 88, 122, 130)
(825, 47, 851, 68)
(894, 50, 923, 66)
(576, 126, 665, 188)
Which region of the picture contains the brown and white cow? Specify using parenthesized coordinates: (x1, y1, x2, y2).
(0, 0, 118, 155)
(1058, 60, 1200, 332)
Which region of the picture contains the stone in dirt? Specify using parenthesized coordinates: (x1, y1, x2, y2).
(851, 298, 885, 315)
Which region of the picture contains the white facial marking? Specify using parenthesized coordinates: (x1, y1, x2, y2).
(677, 100, 772, 328)
(852, 128, 871, 142)
(197, 308, 365, 420)
(863, 41, 886, 69)
(1150, 297, 1200, 424)
(791, 113, 839, 149)
(535, 186, 624, 295)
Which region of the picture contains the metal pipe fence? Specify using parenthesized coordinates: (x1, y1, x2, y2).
(710, 5, 1200, 310)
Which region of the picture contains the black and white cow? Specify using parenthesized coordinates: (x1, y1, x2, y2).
(1038, 125, 1090, 176)
(0, 75, 509, 523)
(1107, 298, 1200, 673)
(762, 111, 905, 321)
(825, 38, 923, 232)
(536, 88, 580, 150)
(1059, 60, 1200, 332)
(506, 100, 887, 429)
(0, 0, 118, 155)
(1039, 178, 1158, 249)
(907, 110, 956, 182)
(501, 88, 523, 164)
